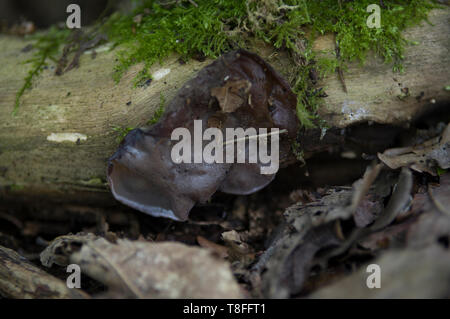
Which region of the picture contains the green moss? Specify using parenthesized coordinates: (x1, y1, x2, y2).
(111, 93, 164, 143)
(307, 0, 438, 72)
(17, 0, 440, 127)
(9, 184, 25, 191)
(291, 141, 306, 165)
(111, 125, 135, 142)
(104, 0, 247, 86)
(147, 92, 166, 125)
(437, 167, 447, 176)
(13, 27, 70, 115)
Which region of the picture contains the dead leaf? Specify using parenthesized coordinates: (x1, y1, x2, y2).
(260, 167, 410, 298)
(359, 173, 450, 251)
(353, 194, 383, 227)
(211, 79, 251, 113)
(378, 123, 450, 175)
(45, 236, 243, 298)
(263, 224, 340, 298)
(407, 173, 450, 247)
(40, 233, 98, 267)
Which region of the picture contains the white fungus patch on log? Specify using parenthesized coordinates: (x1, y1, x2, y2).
(84, 44, 112, 54)
(341, 101, 370, 122)
(46, 133, 87, 143)
(152, 68, 171, 81)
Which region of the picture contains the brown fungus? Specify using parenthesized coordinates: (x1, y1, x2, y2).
(107, 50, 299, 221)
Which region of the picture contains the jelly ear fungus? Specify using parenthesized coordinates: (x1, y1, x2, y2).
(107, 49, 299, 221)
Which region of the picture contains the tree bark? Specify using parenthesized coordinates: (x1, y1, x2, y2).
(0, 245, 89, 298)
(0, 8, 449, 202)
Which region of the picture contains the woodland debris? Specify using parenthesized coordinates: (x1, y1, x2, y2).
(260, 166, 412, 298)
(0, 245, 89, 299)
(41, 235, 242, 298)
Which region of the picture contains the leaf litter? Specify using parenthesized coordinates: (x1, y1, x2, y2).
(41, 234, 243, 298)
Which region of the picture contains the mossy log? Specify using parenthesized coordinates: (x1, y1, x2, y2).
(0, 9, 449, 204)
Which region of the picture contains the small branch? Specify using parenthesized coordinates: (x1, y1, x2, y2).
(221, 129, 288, 146)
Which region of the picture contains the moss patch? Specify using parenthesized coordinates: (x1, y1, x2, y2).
(14, 27, 70, 115)
(111, 125, 135, 143)
(147, 92, 166, 125)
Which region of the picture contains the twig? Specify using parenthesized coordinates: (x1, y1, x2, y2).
(221, 129, 287, 146)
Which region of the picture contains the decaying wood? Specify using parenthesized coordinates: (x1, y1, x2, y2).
(0, 8, 448, 201)
(0, 245, 89, 298)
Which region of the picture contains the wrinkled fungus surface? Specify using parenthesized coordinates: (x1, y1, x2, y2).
(107, 50, 298, 221)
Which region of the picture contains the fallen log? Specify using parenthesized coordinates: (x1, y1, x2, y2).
(0, 8, 448, 203)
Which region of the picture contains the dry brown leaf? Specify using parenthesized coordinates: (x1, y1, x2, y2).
(68, 238, 242, 298)
(359, 173, 450, 251)
(378, 123, 450, 175)
(211, 79, 252, 113)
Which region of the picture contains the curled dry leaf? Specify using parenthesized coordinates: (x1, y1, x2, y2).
(261, 187, 351, 298)
(357, 172, 449, 252)
(369, 168, 412, 232)
(40, 233, 98, 267)
(43, 235, 242, 298)
(318, 167, 413, 261)
(378, 123, 450, 175)
(107, 49, 298, 221)
(284, 163, 383, 234)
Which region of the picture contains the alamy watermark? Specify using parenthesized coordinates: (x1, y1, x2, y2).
(66, 4, 81, 29)
(66, 264, 81, 289)
(170, 120, 282, 175)
(65, 3, 381, 31)
(366, 264, 381, 289)
(367, 4, 381, 29)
